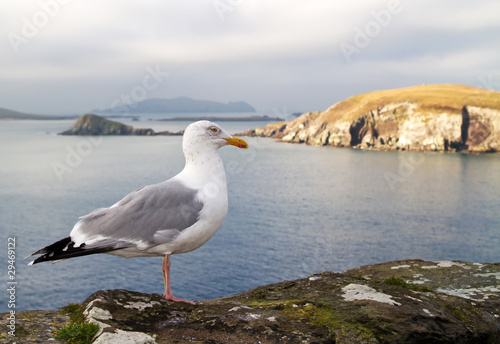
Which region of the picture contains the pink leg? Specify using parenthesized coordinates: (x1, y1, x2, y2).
(162, 255, 196, 304)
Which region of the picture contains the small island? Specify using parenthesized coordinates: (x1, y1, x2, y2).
(59, 114, 182, 136)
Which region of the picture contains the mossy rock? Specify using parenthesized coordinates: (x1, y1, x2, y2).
(76, 259, 499, 343)
(2, 259, 498, 343)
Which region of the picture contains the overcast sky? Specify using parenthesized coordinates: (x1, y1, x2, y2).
(1, 0, 499, 115)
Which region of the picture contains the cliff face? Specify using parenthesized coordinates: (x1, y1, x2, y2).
(242, 85, 500, 153)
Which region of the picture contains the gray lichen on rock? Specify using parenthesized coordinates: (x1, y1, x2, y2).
(75, 260, 500, 343)
(0, 309, 70, 344)
(2, 259, 498, 343)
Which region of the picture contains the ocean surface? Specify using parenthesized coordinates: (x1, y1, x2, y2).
(1, 115, 499, 312)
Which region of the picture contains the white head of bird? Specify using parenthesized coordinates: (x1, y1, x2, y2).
(182, 121, 248, 162)
(179, 121, 248, 187)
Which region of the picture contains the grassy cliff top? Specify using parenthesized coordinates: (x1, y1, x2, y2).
(320, 84, 500, 123)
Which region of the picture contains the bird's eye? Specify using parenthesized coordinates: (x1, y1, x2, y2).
(210, 127, 218, 133)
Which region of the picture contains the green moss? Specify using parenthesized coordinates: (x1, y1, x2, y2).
(280, 302, 315, 319)
(311, 305, 374, 340)
(246, 299, 374, 341)
(61, 303, 86, 323)
(452, 306, 476, 323)
(55, 322, 100, 344)
(246, 299, 305, 310)
(54, 303, 99, 344)
(383, 276, 433, 293)
(13, 325, 30, 337)
(247, 289, 268, 300)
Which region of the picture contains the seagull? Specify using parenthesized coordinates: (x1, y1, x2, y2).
(27, 120, 248, 304)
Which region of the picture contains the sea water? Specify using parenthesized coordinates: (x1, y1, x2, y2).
(0, 118, 499, 312)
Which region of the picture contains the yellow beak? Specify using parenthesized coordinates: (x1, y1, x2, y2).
(224, 136, 249, 149)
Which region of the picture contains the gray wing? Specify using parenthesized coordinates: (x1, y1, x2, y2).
(70, 179, 204, 249)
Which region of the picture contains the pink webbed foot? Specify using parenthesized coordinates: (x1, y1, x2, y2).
(162, 293, 196, 305)
(161, 254, 196, 305)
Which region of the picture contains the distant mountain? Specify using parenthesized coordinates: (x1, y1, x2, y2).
(0, 107, 76, 120)
(95, 97, 256, 114)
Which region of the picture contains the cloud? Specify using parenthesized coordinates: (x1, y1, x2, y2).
(403, 1, 500, 31)
(1, 0, 499, 114)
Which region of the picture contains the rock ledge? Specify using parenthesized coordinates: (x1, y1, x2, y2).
(1, 260, 499, 343)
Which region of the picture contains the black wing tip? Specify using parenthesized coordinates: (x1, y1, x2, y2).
(26, 237, 72, 265)
(27, 236, 121, 265)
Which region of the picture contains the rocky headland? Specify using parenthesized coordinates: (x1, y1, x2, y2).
(239, 84, 500, 153)
(2, 259, 499, 343)
(59, 114, 182, 136)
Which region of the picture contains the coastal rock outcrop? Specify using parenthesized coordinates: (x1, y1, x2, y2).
(59, 114, 182, 136)
(241, 84, 500, 153)
(4, 259, 498, 343)
(74, 259, 500, 343)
